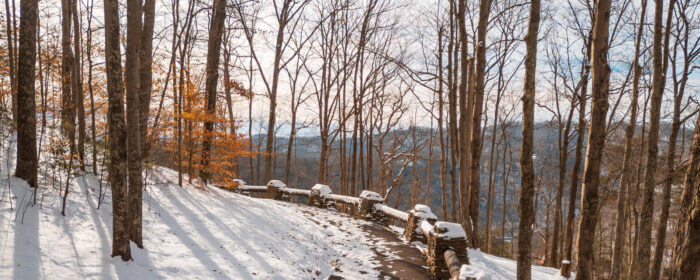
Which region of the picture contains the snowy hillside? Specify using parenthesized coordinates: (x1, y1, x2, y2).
(0, 136, 567, 280)
(462, 249, 567, 280)
(2, 167, 392, 279)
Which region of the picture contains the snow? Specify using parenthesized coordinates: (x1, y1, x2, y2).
(420, 220, 434, 236)
(311, 184, 331, 198)
(275, 201, 403, 279)
(411, 204, 438, 220)
(562, 260, 570, 264)
(266, 180, 286, 188)
(0, 166, 387, 279)
(459, 263, 491, 280)
(374, 204, 409, 222)
(327, 194, 360, 205)
(281, 188, 311, 197)
(460, 249, 572, 280)
(434, 221, 467, 239)
(236, 185, 267, 192)
(0, 133, 570, 280)
(233, 179, 246, 186)
(413, 204, 431, 213)
(359, 190, 383, 202)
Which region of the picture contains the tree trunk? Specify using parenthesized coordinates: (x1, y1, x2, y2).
(264, 1, 291, 184)
(437, 27, 448, 220)
(636, 0, 674, 277)
(457, 0, 473, 241)
(668, 104, 700, 280)
(86, 0, 97, 174)
(222, 43, 239, 177)
(71, 0, 85, 170)
(516, 0, 540, 278)
(574, 0, 611, 278)
(4, 0, 16, 123)
(650, 0, 681, 277)
(610, 3, 646, 280)
(125, 0, 143, 249)
(552, 107, 573, 267)
(447, 0, 458, 222)
(15, 0, 39, 190)
(201, 0, 227, 183)
(485, 122, 499, 254)
(104, 0, 131, 261)
(139, 0, 155, 159)
(468, 0, 492, 249)
(561, 34, 591, 279)
(61, 0, 75, 149)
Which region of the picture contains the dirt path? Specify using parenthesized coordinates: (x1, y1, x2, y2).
(361, 223, 432, 280)
(289, 203, 431, 280)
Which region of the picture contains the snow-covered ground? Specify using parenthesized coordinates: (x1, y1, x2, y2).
(1, 166, 395, 279)
(0, 132, 569, 280)
(461, 249, 569, 280)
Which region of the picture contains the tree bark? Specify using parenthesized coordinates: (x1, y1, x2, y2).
(263, 0, 293, 184)
(437, 26, 448, 220)
(561, 32, 591, 279)
(447, 0, 459, 222)
(139, 0, 156, 159)
(457, 0, 473, 242)
(636, 0, 674, 276)
(468, 0, 492, 249)
(668, 104, 700, 280)
(611, 2, 646, 278)
(650, 0, 681, 277)
(517, 0, 540, 278)
(574, 0, 611, 278)
(201, 0, 227, 183)
(485, 116, 500, 253)
(552, 104, 574, 267)
(71, 0, 85, 170)
(61, 0, 75, 149)
(125, 0, 143, 249)
(15, 0, 39, 190)
(4, 0, 16, 123)
(86, 0, 97, 174)
(104, 0, 131, 261)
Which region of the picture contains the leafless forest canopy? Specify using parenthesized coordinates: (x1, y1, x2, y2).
(2, 0, 699, 278)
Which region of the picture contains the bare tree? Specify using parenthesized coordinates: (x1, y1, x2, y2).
(611, 1, 646, 278)
(139, 0, 156, 159)
(201, 0, 227, 183)
(669, 104, 700, 280)
(4, 0, 16, 122)
(574, 0, 612, 278)
(516, 0, 540, 278)
(72, 0, 85, 170)
(636, 0, 675, 276)
(468, 0, 492, 249)
(124, 0, 143, 248)
(650, 1, 699, 277)
(61, 0, 75, 148)
(15, 0, 39, 192)
(283, 40, 312, 184)
(235, 0, 312, 184)
(104, 0, 131, 261)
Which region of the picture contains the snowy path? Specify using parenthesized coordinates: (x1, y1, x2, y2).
(284, 203, 431, 280)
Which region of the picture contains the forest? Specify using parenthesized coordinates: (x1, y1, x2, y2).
(0, 0, 699, 279)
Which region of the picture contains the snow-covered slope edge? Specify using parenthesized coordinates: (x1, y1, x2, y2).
(460, 249, 570, 280)
(2, 164, 571, 280)
(1, 167, 380, 279)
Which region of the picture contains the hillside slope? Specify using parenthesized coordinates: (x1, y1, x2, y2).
(1, 163, 566, 279)
(1, 166, 393, 279)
